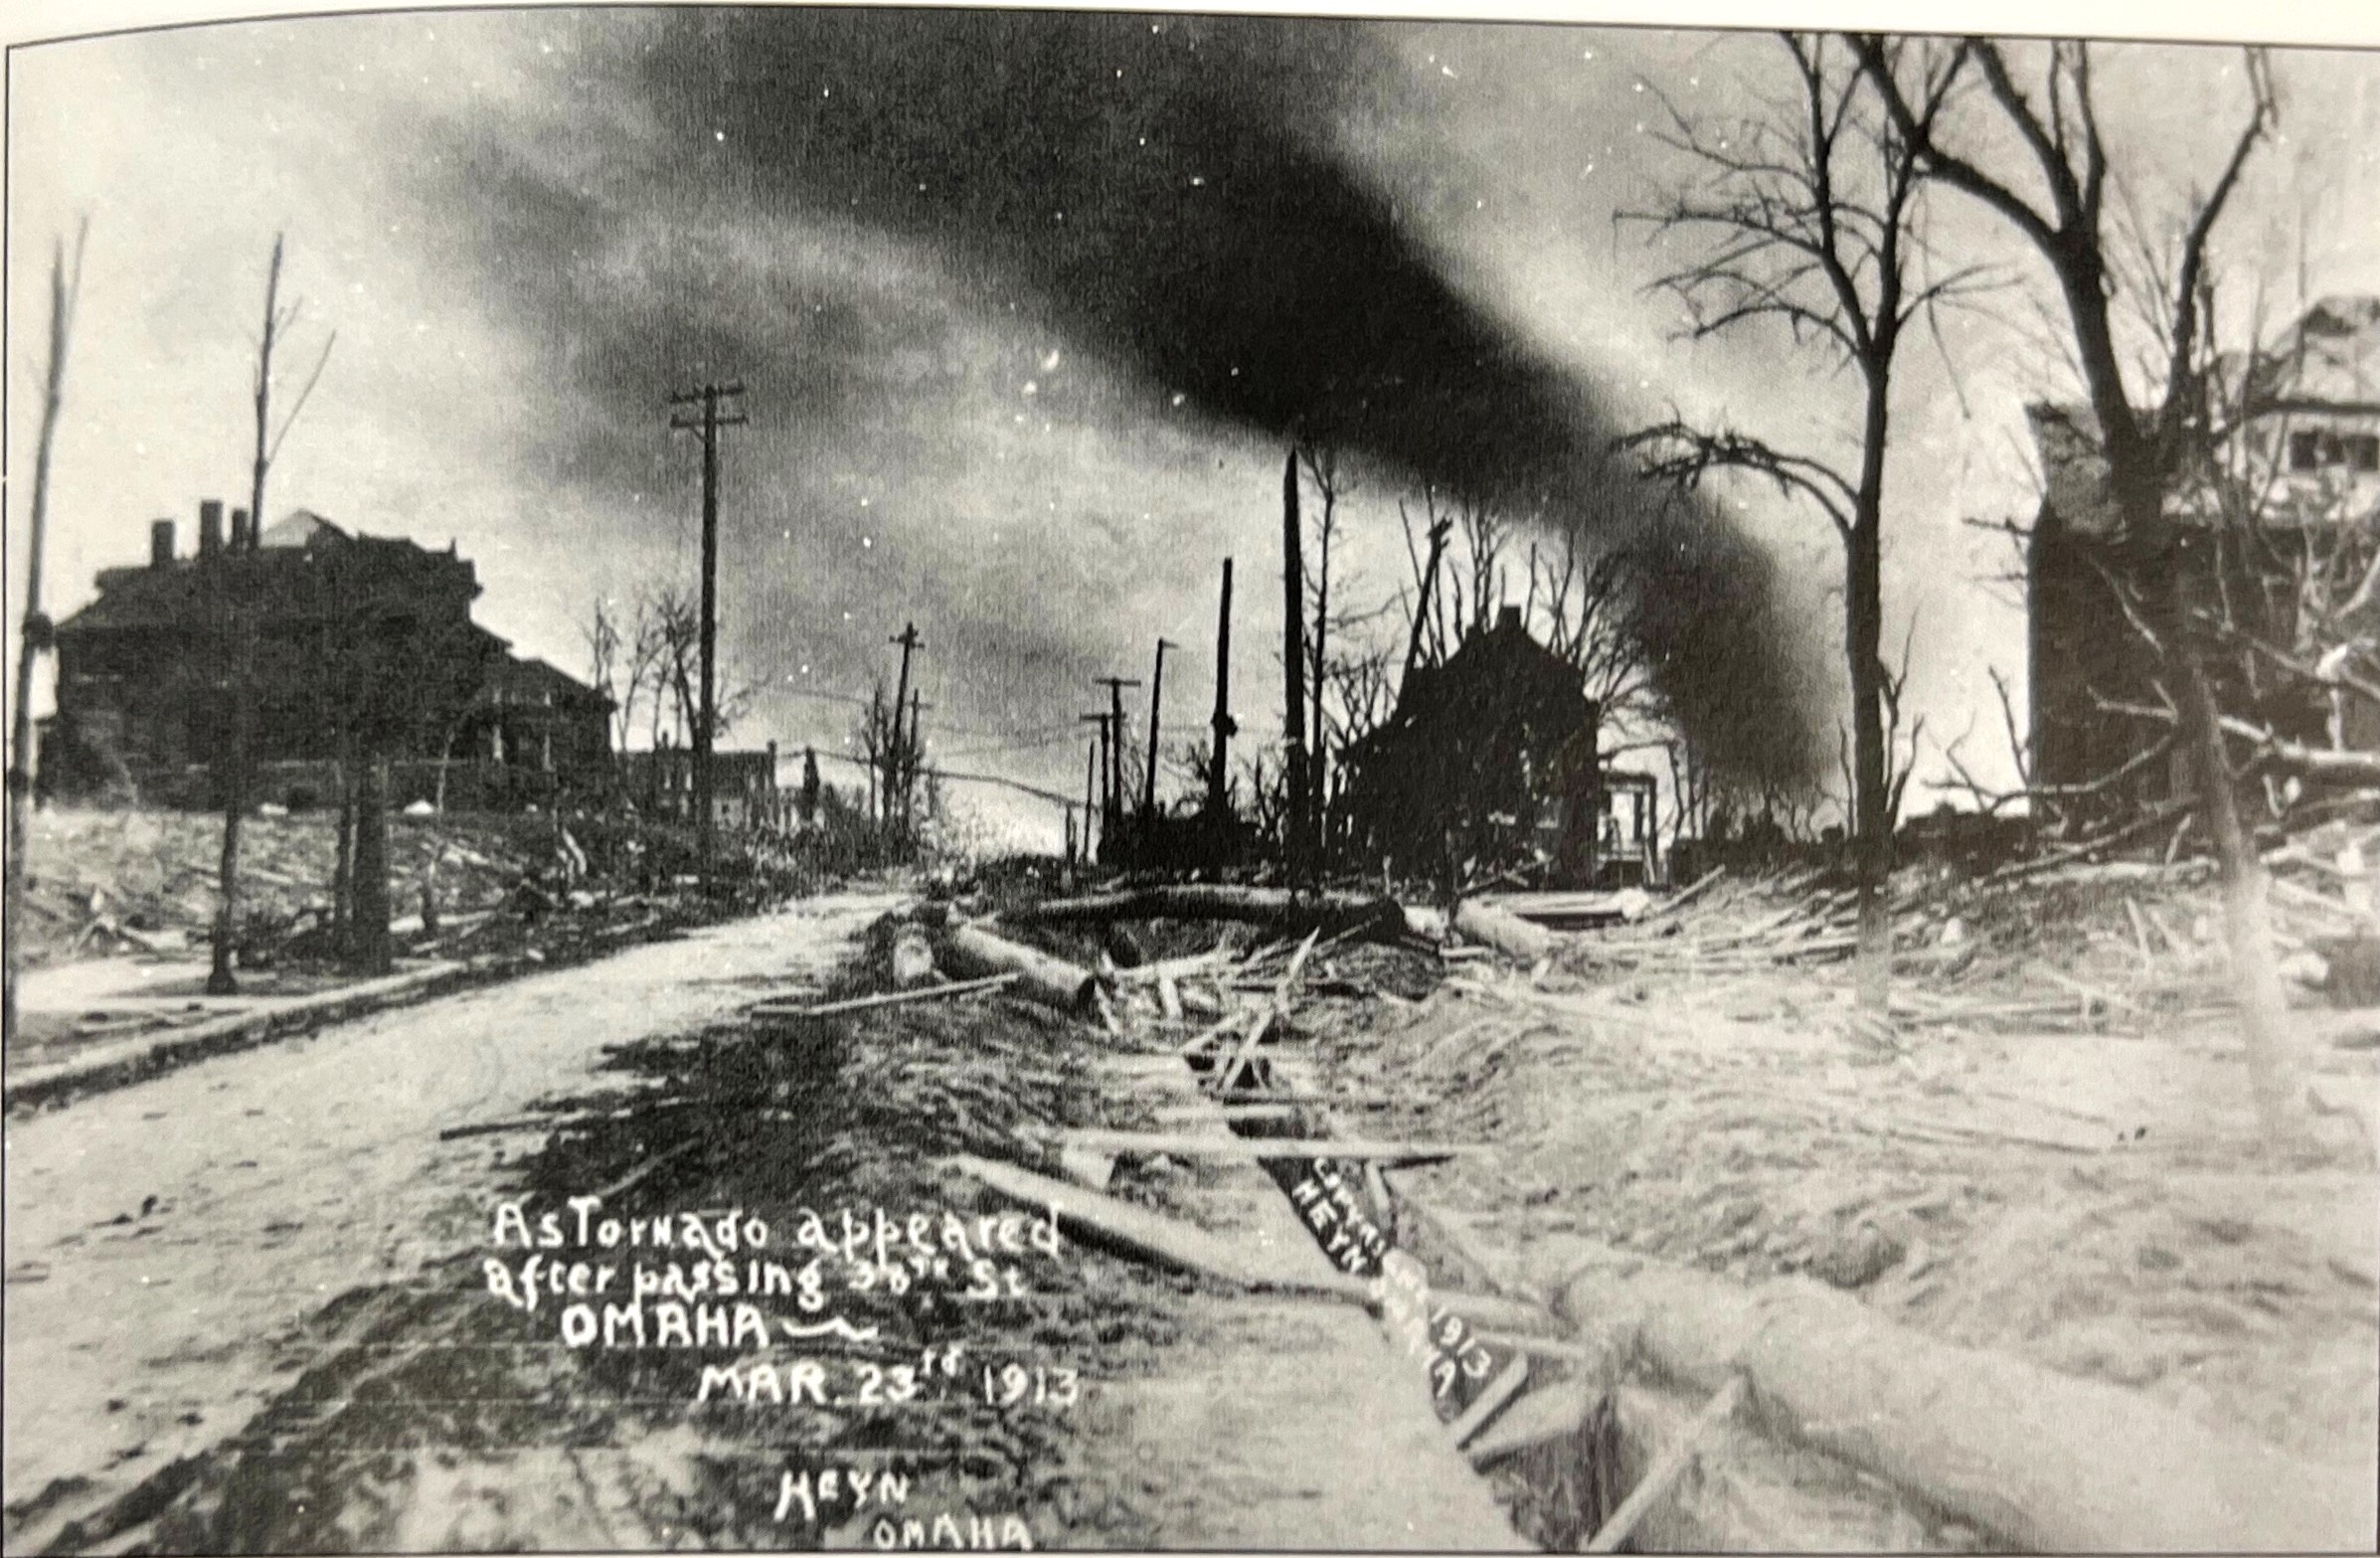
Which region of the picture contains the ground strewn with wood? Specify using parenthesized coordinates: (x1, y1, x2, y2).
(861, 857, 2373, 1549)
(1286, 863, 2379, 1542)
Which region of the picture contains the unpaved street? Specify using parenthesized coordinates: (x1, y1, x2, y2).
(3, 891, 905, 1551)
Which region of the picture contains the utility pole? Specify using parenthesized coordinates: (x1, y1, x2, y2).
(1143, 637, 1176, 834)
(1280, 450, 1310, 883)
(1094, 675, 1140, 841)
(668, 381, 747, 892)
(888, 621, 923, 842)
(907, 693, 932, 830)
(1080, 713, 1110, 861)
(1208, 558, 1235, 817)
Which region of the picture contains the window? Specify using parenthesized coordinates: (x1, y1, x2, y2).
(2286, 428, 2380, 473)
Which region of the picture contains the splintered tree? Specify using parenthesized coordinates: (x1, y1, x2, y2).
(1279, 449, 1311, 881)
(1297, 439, 1348, 839)
(4, 223, 85, 1042)
(1854, 36, 2306, 1141)
(1620, 34, 1987, 1012)
(210, 234, 334, 995)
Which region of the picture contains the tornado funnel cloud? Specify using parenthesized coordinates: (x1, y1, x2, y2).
(624, 8, 1828, 785)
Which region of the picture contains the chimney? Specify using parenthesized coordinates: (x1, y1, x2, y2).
(1496, 605, 1524, 634)
(198, 499, 224, 556)
(150, 519, 175, 568)
(230, 507, 252, 551)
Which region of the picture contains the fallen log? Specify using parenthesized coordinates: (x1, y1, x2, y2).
(1452, 899, 1557, 963)
(946, 1153, 1549, 1330)
(1557, 1246, 2374, 1552)
(1002, 884, 1406, 940)
(940, 925, 1097, 1011)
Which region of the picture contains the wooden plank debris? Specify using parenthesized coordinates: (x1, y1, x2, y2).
(1054, 1127, 1483, 1164)
(1002, 884, 1405, 939)
(1583, 1374, 1747, 1553)
(749, 972, 1017, 1023)
(1464, 1379, 1597, 1467)
(945, 1151, 1376, 1299)
(946, 1153, 1554, 1331)
(1446, 1352, 1531, 1451)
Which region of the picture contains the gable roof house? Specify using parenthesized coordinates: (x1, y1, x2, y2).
(2027, 296, 2380, 816)
(1338, 605, 1617, 883)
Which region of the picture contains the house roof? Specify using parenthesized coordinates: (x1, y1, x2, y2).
(59, 523, 480, 635)
(483, 654, 613, 708)
(2031, 295, 2380, 540)
(2252, 295, 2380, 410)
(257, 509, 348, 549)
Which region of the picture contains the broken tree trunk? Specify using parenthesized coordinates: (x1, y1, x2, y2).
(940, 924, 1096, 1011)
(1452, 899, 1556, 964)
(1557, 1247, 2372, 1552)
(347, 753, 392, 975)
(1003, 884, 1405, 940)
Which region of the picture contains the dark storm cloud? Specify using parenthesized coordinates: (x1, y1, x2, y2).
(437, 7, 1826, 783)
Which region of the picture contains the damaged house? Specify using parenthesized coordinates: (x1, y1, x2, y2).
(2028, 295, 2380, 812)
(1338, 605, 1641, 884)
(43, 502, 613, 810)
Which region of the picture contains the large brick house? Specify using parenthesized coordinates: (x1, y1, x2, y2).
(43, 501, 612, 810)
(2027, 296, 2380, 810)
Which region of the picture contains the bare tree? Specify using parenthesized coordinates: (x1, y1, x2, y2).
(1619, 33, 1985, 1011)
(1855, 35, 2306, 1140)
(4, 222, 85, 1041)
(1528, 531, 1656, 725)
(586, 596, 624, 748)
(640, 584, 755, 755)
(209, 234, 335, 995)
(1398, 489, 1454, 678)
(1298, 439, 1349, 840)
(851, 678, 908, 833)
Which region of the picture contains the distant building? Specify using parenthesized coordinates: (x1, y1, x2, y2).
(1339, 605, 1641, 884)
(455, 654, 615, 812)
(41, 501, 612, 811)
(616, 742, 790, 830)
(2027, 296, 2380, 811)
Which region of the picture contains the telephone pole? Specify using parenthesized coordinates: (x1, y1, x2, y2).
(889, 622, 922, 843)
(1280, 451, 1310, 883)
(1143, 638, 1176, 834)
(668, 381, 747, 890)
(907, 692, 933, 830)
(1094, 675, 1141, 842)
(1208, 559, 1236, 818)
(1080, 712, 1111, 861)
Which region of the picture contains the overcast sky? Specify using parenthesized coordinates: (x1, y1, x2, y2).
(9, 5, 2380, 845)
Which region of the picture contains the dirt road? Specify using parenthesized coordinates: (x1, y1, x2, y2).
(2, 890, 905, 1551)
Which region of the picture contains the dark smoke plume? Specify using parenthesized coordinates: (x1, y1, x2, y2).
(491, 8, 1829, 783)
